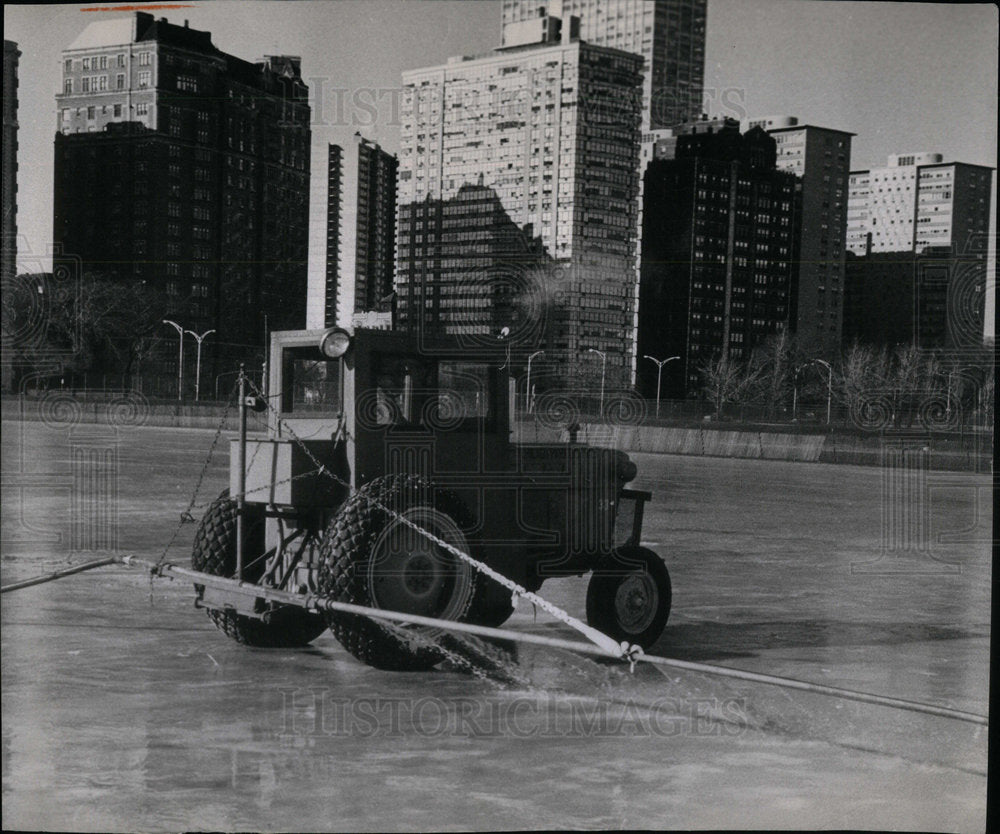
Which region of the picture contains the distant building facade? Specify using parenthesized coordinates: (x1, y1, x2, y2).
(53, 13, 310, 381)
(3, 40, 20, 282)
(396, 23, 643, 384)
(325, 134, 397, 328)
(638, 121, 797, 398)
(847, 153, 993, 256)
(747, 116, 854, 359)
(501, 0, 706, 132)
(843, 245, 966, 350)
(845, 152, 993, 349)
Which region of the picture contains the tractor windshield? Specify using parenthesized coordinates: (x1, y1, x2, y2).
(370, 355, 492, 428)
(283, 352, 343, 414)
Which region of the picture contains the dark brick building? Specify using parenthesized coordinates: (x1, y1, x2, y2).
(637, 121, 797, 398)
(53, 13, 310, 387)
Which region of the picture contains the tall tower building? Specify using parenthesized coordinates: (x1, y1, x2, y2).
(747, 116, 854, 359)
(847, 153, 993, 256)
(53, 13, 310, 379)
(396, 23, 643, 385)
(325, 134, 398, 329)
(501, 0, 706, 132)
(3, 40, 20, 282)
(637, 122, 797, 398)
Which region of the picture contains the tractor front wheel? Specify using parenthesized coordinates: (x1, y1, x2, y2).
(585, 546, 671, 650)
(191, 493, 327, 648)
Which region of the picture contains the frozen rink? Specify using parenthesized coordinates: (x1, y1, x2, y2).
(1, 419, 991, 832)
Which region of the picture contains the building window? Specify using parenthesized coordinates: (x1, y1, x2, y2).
(138, 71, 151, 89)
(87, 106, 95, 120)
(82, 57, 90, 70)
(136, 102, 149, 115)
(176, 75, 198, 92)
(117, 53, 125, 67)
(64, 78, 72, 94)
(138, 51, 151, 66)
(98, 76, 107, 91)
(99, 55, 107, 69)
(116, 74, 125, 90)
(64, 59, 73, 72)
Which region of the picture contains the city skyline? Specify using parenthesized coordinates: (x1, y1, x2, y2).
(4, 0, 997, 335)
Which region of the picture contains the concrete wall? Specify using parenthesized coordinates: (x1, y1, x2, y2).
(2, 396, 990, 472)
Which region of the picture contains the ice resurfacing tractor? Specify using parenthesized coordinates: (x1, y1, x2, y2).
(191, 327, 672, 669)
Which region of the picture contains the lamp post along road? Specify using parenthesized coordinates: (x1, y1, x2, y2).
(644, 354, 680, 417)
(587, 348, 606, 417)
(526, 350, 544, 414)
(163, 320, 185, 402)
(185, 329, 216, 402)
(812, 359, 833, 425)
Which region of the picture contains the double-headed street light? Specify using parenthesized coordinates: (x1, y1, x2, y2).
(643, 354, 680, 417)
(185, 329, 216, 402)
(162, 320, 185, 401)
(587, 348, 606, 416)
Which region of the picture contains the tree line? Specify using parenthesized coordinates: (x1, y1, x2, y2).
(697, 331, 994, 429)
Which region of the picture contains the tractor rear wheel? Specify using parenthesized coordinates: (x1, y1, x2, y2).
(585, 546, 671, 650)
(191, 493, 327, 647)
(317, 475, 480, 671)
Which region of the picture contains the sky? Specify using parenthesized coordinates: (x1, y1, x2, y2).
(5, 0, 998, 329)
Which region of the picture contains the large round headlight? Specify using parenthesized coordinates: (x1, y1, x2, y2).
(319, 327, 352, 359)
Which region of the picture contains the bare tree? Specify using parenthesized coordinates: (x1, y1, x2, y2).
(699, 352, 763, 419)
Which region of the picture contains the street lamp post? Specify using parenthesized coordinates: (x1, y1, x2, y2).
(587, 348, 606, 417)
(643, 354, 680, 418)
(526, 350, 544, 414)
(945, 368, 959, 421)
(812, 359, 833, 425)
(185, 328, 216, 402)
(163, 320, 185, 401)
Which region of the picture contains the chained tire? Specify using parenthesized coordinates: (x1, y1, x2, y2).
(191, 492, 327, 648)
(317, 475, 484, 671)
(585, 546, 671, 650)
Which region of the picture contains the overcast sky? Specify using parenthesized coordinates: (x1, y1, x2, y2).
(5, 0, 997, 329)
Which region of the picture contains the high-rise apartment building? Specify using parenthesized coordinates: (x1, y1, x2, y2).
(53, 13, 310, 379)
(396, 22, 644, 385)
(747, 116, 854, 359)
(847, 153, 993, 256)
(325, 134, 397, 329)
(3, 40, 20, 282)
(501, 0, 706, 131)
(637, 121, 797, 398)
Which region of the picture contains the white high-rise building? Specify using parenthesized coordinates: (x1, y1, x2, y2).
(501, 0, 707, 132)
(396, 21, 643, 383)
(847, 153, 993, 256)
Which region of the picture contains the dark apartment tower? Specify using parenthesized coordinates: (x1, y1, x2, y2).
(53, 13, 310, 381)
(3, 40, 20, 282)
(325, 135, 397, 328)
(637, 121, 797, 398)
(750, 119, 854, 360)
(325, 144, 343, 328)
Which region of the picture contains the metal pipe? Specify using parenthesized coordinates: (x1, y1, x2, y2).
(0, 557, 119, 594)
(112, 554, 989, 727)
